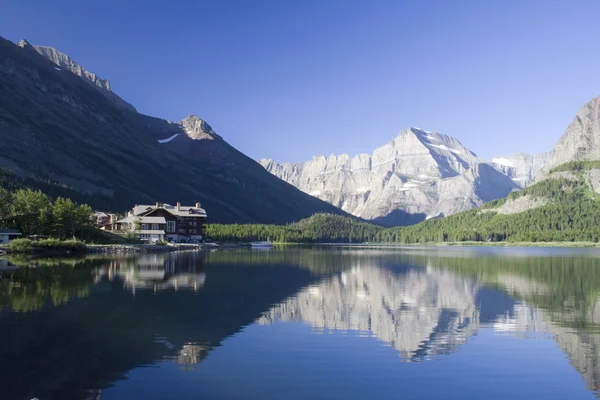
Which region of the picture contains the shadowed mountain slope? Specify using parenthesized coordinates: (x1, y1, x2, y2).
(0, 37, 347, 223)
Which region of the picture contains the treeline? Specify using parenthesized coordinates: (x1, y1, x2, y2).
(549, 160, 600, 174)
(380, 194, 600, 243)
(208, 174, 600, 244)
(206, 213, 384, 243)
(0, 168, 126, 211)
(0, 188, 93, 239)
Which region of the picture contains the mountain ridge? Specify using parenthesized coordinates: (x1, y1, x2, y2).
(17, 39, 137, 113)
(0, 36, 348, 223)
(260, 127, 520, 225)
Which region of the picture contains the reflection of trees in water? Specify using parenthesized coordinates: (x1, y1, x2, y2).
(0, 252, 211, 313)
(421, 253, 600, 395)
(0, 251, 318, 400)
(4, 249, 600, 397)
(0, 257, 106, 312)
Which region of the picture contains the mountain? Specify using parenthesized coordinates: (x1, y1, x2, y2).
(491, 152, 549, 188)
(260, 128, 519, 226)
(539, 95, 600, 177)
(379, 94, 600, 243)
(0, 37, 347, 223)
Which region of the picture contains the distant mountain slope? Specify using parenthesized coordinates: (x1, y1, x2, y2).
(260, 128, 519, 226)
(491, 152, 549, 188)
(0, 37, 347, 223)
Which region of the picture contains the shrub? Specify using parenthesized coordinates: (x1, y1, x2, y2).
(36, 238, 86, 251)
(8, 238, 33, 253)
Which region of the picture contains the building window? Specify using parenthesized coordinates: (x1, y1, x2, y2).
(141, 224, 148, 230)
(179, 228, 186, 234)
(167, 221, 176, 232)
(152, 223, 159, 230)
(193, 221, 197, 227)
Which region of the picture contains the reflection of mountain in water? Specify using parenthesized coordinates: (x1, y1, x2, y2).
(258, 253, 600, 396)
(4, 249, 600, 398)
(423, 253, 600, 396)
(260, 264, 496, 360)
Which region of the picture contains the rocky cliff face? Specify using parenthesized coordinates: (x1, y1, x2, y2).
(545, 95, 600, 170)
(17, 39, 137, 113)
(491, 152, 549, 188)
(0, 37, 347, 223)
(260, 128, 519, 225)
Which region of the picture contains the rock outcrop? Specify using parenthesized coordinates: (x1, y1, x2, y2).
(17, 39, 137, 113)
(179, 115, 221, 140)
(546, 95, 600, 170)
(260, 128, 519, 225)
(491, 152, 549, 188)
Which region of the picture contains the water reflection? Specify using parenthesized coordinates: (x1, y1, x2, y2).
(259, 264, 483, 361)
(97, 252, 206, 294)
(2, 248, 600, 399)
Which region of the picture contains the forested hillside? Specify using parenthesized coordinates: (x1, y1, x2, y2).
(206, 214, 383, 243)
(208, 163, 600, 244)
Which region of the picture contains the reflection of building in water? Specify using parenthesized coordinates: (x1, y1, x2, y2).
(96, 252, 206, 294)
(259, 265, 482, 361)
(177, 343, 211, 370)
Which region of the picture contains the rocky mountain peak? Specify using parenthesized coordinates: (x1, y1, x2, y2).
(179, 115, 222, 140)
(260, 127, 517, 225)
(16, 39, 32, 48)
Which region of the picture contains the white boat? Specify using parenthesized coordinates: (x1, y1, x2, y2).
(250, 241, 273, 248)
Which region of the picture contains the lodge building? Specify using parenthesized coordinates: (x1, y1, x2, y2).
(113, 202, 207, 242)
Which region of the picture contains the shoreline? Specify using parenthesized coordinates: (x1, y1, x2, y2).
(3, 240, 599, 257)
(314, 241, 600, 248)
(0, 242, 220, 256)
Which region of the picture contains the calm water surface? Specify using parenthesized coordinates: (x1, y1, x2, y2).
(2, 246, 600, 399)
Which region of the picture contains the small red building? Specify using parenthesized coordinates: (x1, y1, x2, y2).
(114, 202, 207, 242)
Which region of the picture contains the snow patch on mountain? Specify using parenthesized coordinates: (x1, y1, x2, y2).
(158, 134, 180, 144)
(492, 157, 515, 167)
(428, 143, 462, 154)
(492, 153, 549, 188)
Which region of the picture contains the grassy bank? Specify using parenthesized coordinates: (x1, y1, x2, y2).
(4, 238, 87, 255)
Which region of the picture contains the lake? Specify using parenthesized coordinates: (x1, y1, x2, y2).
(2, 246, 600, 399)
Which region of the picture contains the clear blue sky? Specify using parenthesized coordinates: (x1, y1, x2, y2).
(2, 0, 600, 162)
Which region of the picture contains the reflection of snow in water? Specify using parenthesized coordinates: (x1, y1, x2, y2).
(259, 265, 481, 360)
